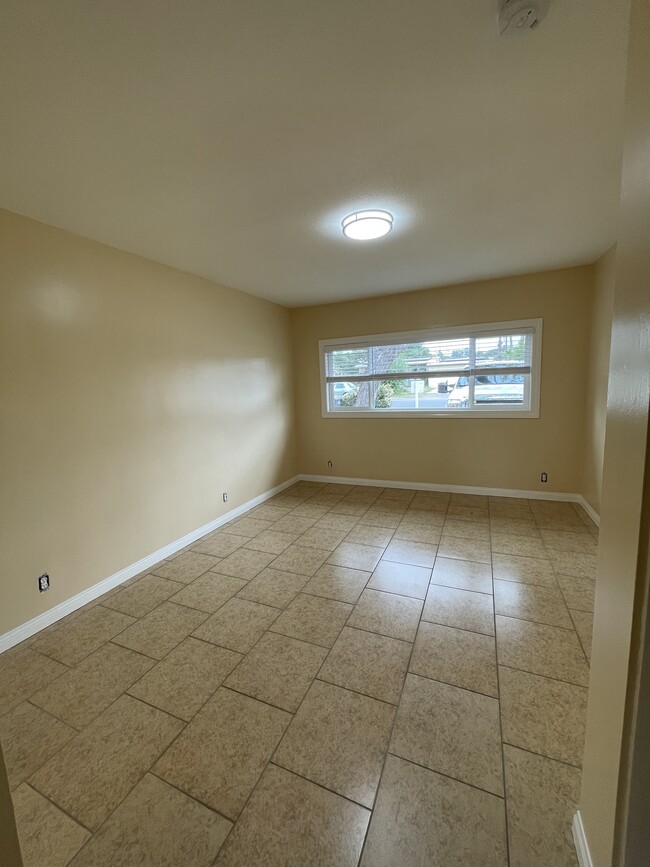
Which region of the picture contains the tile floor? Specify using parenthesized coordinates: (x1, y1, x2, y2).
(0, 482, 597, 866)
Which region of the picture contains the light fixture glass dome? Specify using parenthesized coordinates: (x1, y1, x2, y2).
(342, 209, 393, 240)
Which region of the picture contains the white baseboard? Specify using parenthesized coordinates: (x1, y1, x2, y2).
(572, 811, 594, 867)
(575, 495, 601, 527)
(0, 475, 300, 654)
(299, 473, 599, 512)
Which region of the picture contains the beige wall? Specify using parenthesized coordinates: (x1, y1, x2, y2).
(578, 0, 650, 862)
(0, 209, 296, 637)
(291, 266, 594, 493)
(582, 246, 616, 514)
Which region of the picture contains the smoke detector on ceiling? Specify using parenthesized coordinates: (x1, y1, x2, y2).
(498, 0, 550, 37)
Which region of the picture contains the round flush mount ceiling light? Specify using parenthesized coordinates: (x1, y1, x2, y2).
(342, 209, 393, 241)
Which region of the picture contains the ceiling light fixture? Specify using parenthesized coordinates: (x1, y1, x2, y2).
(342, 209, 393, 241)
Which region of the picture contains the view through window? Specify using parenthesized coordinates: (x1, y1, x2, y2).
(320, 320, 541, 417)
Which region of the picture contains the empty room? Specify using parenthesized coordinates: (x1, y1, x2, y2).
(1, 1, 648, 866)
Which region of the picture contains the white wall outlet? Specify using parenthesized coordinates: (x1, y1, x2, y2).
(222, 492, 228, 503)
(38, 573, 50, 592)
(327, 460, 333, 468)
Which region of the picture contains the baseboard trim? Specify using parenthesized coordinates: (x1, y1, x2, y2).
(572, 811, 594, 867)
(0, 475, 300, 654)
(299, 473, 596, 508)
(575, 495, 601, 527)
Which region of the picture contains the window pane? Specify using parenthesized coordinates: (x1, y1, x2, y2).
(369, 342, 432, 375)
(419, 337, 471, 376)
(472, 373, 527, 406)
(326, 347, 370, 377)
(328, 381, 369, 409)
(475, 333, 531, 369)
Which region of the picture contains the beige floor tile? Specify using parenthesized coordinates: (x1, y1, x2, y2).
(215, 764, 369, 867)
(494, 581, 573, 629)
(128, 637, 241, 720)
(211, 547, 276, 580)
(330, 501, 372, 518)
(430, 557, 493, 593)
(451, 493, 489, 508)
(169, 572, 247, 613)
(316, 511, 362, 530)
(499, 666, 587, 766)
(358, 511, 402, 529)
(370, 500, 408, 516)
(153, 687, 290, 819)
(291, 501, 333, 518)
(496, 616, 590, 686)
(368, 560, 431, 599)
(446, 504, 490, 523)
(570, 609, 593, 661)
(345, 524, 394, 547)
(30, 642, 154, 729)
(489, 517, 539, 537)
(347, 589, 423, 642)
(33, 606, 136, 667)
(243, 529, 299, 554)
(68, 774, 231, 867)
(274, 680, 394, 808)
(402, 510, 446, 529)
(410, 622, 498, 697)
(437, 536, 492, 564)
(154, 551, 221, 584)
(225, 631, 327, 712)
(298, 526, 349, 551)
(531, 510, 588, 533)
(302, 563, 370, 603)
(30, 695, 182, 830)
(422, 584, 494, 635)
(250, 503, 292, 520)
(192, 597, 280, 653)
(318, 627, 411, 704)
(103, 574, 183, 618)
(13, 783, 90, 867)
(540, 529, 598, 553)
(270, 544, 331, 576)
(410, 492, 449, 510)
(491, 532, 548, 559)
(271, 514, 319, 534)
(557, 574, 596, 612)
(382, 539, 437, 568)
(361, 754, 508, 867)
(504, 745, 581, 867)
(269, 592, 352, 647)
(236, 567, 309, 608)
(393, 522, 442, 544)
(328, 541, 384, 571)
(227, 516, 274, 537)
(301, 492, 344, 508)
(0, 647, 68, 718)
(390, 674, 503, 795)
(442, 518, 491, 541)
(491, 553, 557, 587)
(193, 533, 249, 558)
(380, 488, 416, 502)
(0, 702, 76, 789)
(113, 602, 209, 659)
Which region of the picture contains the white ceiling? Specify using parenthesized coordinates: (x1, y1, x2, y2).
(1, 0, 630, 306)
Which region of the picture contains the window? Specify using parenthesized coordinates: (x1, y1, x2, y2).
(320, 319, 542, 418)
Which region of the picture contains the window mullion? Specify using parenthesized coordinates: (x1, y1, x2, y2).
(468, 337, 476, 409)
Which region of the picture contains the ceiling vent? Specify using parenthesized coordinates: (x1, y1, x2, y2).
(498, 0, 550, 37)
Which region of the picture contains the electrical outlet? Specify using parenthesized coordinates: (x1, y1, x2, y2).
(540, 472, 548, 483)
(327, 460, 333, 468)
(222, 492, 228, 503)
(38, 573, 50, 593)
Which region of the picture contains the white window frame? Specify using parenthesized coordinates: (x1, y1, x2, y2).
(319, 318, 542, 419)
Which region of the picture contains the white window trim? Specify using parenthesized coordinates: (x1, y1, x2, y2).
(319, 318, 543, 419)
